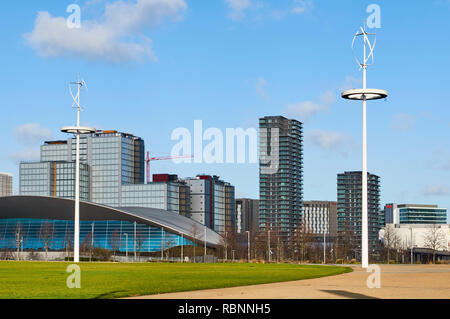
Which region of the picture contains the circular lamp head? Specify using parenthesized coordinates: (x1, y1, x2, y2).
(61, 126, 96, 135)
(341, 88, 388, 101)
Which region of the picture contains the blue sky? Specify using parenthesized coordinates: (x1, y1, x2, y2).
(0, 0, 449, 221)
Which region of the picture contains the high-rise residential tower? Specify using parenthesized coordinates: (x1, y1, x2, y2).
(259, 116, 303, 239)
(337, 171, 381, 254)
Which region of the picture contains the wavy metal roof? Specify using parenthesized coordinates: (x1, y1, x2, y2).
(0, 196, 223, 247)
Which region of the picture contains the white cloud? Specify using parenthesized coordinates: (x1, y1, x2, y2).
(256, 77, 268, 98)
(8, 148, 40, 164)
(24, 0, 187, 63)
(284, 90, 336, 122)
(307, 130, 354, 156)
(14, 123, 53, 145)
(423, 184, 450, 197)
(392, 113, 415, 132)
(340, 75, 361, 91)
(292, 0, 313, 14)
(225, 0, 251, 21)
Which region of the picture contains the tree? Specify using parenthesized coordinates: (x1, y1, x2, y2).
(109, 229, 120, 262)
(383, 225, 401, 264)
(136, 228, 145, 261)
(190, 223, 202, 263)
(423, 225, 446, 264)
(293, 224, 314, 263)
(39, 222, 54, 261)
(14, 222, 24, 261)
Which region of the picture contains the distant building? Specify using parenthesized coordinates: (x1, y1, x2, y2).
(337, 171, 381, 253)
(121, 174, 190, 217)
(383, 203, 447, 225)
(19, 131, 235, 235)
(302, 201, 338, 237)
(259, 116, 303, 239)
(236, 199, 259, 234)
(185, 175, 235, 235)
(21, 131, 144, 207)
(381, 224, 450, 262)
(0, 173, 13, 197)
(20, 161, 90, 201)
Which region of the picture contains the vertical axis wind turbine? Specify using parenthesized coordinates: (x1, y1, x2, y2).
(61, 77, 96, 263)
(341, 24, 388, 269)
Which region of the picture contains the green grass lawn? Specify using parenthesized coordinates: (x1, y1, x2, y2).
(0, 261, 352, 299)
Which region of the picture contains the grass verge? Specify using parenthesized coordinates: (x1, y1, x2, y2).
(0, 261, 352, 299)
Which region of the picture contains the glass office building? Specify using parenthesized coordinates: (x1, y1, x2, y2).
(398, 205, 447, 224)
(259, 116, 303, 239)
(20, 162, 89, 201)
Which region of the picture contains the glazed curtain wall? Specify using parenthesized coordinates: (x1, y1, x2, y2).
(0, 218, 195, 253)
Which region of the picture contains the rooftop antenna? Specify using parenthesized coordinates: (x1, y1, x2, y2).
(61, 75, 96, 263)
(341, 22, 388, 269)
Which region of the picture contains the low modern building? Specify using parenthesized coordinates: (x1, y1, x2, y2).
(0, 196, 222, 256)
(0, 173, 13, 197)
(235, 199, 259, 234)
(302, 201, 338, 237)
(383, 203, 447, 225)
(382, 224, 450, 250)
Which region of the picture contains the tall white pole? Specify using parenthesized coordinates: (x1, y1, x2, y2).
(410, 227, 414, 264)
(361, 30, 369, 269)
(74, 84, 81, 264)
(134, 222, 137, 262)
(323, 231, 326, 264)
(268, 230, 271, 263)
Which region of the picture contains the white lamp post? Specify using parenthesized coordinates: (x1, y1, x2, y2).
(61, 78, 95, 263)
(342, 25, 388, 269)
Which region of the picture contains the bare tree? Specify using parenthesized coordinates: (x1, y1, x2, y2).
(383, 225, 402, 264)
(423, 225, 447, 264)
(293, 224, 314, 263)
(39, 222, 55, 261)
(64, 228, 73, 259)
(109, 229, 120, 262)
(15, 222, 24, 261)
(190, 223, 202, 263)
(136, 229, 145, 260)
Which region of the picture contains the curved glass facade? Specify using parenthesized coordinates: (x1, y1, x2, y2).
(0, 218, 195, 253)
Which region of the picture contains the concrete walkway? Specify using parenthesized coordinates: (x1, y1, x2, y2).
(131, 265, 450, 299)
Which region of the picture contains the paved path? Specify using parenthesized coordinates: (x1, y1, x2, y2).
(132, 265, 450, 299)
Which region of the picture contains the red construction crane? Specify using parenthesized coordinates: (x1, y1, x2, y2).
(145, 151, 193, 184)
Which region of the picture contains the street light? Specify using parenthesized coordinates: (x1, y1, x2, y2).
(341, 25, 388, 269)
(61, 78, 95, 263)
